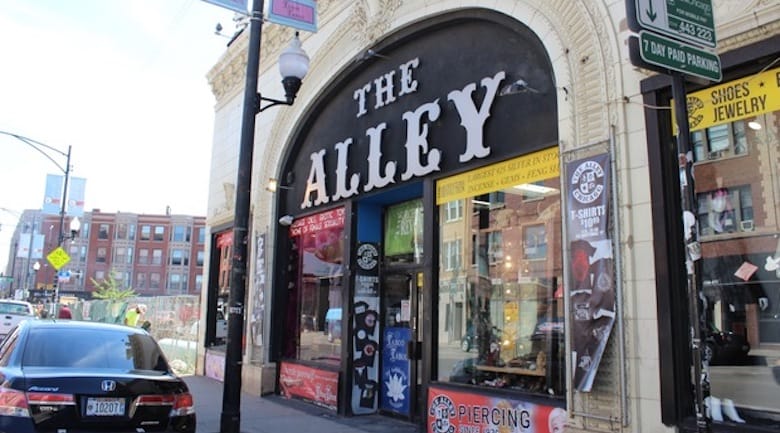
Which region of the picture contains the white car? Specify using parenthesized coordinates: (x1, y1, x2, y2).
(0, 299, 36, 341)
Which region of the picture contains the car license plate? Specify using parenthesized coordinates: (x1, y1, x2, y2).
(86, 397, 125, 416)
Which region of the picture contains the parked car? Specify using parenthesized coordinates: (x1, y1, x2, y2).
(0, 320, 196, 433)
(0, 299, 35, 341)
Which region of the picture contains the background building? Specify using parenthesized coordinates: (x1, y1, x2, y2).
(4, 209, 205, 301)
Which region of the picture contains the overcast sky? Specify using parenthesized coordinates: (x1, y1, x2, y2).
(0, 0, 239, 269)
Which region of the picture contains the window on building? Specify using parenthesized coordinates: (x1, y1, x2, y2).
(443, 239, 462, 270)
(692, 119, 748, 162)
(196, 250, 204, 267)
(150, 272, 161, 290)
(195, 274, 203, 292)
(96, 247, 107, 263)
(116, 223, 127, 240)
(114, 247, 134, 265)
(140, 225, 151, 241)
(152, 249, 163, 265)
(136, 273, 146, 289)
(81, 222, 90, 238)
(445, 199, 463, 222)
(285, 208, 345, 367)
(198, 227, 205, 244)
(128, 224, 136, 240)
(436, 160, 564, 398)
(138, 249, 149, 265)
(94, 270, 105, 281)
(523, 224, 548, 260)
(168, 273, 182, 293)
(170, 249, 188, 266)
(153, 226, 165, 241)
(172, 225, 190, 242)
(697, 185, 754, 236)
(98, 224, 110, 240)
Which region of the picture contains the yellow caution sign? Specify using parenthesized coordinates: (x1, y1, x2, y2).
(46, 246, 71, 271)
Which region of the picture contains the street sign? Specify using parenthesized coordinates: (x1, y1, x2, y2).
(637, 31, 721, 82)
(46, 246, 71, 271)
(629, 0, 716, 48)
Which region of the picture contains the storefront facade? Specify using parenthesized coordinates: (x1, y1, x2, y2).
(201, 1, 779, 432)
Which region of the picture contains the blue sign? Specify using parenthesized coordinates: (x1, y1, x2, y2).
(201, 0, 247, 14)
(380, 327, 410, 415)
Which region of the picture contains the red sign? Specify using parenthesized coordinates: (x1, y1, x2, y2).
(427, 386, 566, 433)
(279, 362, 339, 410)
(289, 207, 345, 236)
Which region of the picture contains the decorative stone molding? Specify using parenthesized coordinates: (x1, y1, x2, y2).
(349, 0, 404, 47)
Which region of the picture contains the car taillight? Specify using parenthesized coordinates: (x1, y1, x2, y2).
(171, 393, 194, 416)
(26, 392, 76, 406)
(136, 393, 194, 416)
(0, 387, 30, 417)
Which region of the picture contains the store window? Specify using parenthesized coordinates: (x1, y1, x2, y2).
(436, 152, 564, 397)
(683, 70, 780, 425)
(287, 208, 345, 366)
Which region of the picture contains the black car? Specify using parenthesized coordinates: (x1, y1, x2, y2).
(0, 320, 196, 433)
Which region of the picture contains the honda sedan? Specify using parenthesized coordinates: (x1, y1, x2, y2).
(0, 320, 196, 433)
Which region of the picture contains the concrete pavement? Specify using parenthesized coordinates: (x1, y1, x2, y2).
(184, 375, 422, 433)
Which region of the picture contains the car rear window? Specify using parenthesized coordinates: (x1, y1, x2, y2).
(0, 303, 33, 315)
(22, 328, 169, 372)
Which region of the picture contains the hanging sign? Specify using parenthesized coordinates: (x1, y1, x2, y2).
(267, 0, 317, 33)
(201, 0, 247, 14)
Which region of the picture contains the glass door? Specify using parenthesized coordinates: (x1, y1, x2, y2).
(380, 271, 423, 420)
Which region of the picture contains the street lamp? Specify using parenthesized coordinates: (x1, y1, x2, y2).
(220, 2, 309, 432)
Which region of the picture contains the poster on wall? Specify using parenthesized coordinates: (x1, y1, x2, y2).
(381, 327, 411, 415)
(427, 386, 566, 433)
(565, 153, 615, 392)
(251, 233, 266, 354)
(351, 297, 380, 414)
(355, 242, 380, 297)
(279, 362, 339, 411)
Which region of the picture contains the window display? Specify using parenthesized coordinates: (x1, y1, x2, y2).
(287, 208, 346, 366)
(683, 69, 780, 426)
(436, 157, 564, 397)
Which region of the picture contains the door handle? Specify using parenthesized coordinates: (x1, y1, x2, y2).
(406, 340, 422, 360)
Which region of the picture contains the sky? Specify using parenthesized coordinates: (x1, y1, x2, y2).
(0, 0, 239, 270)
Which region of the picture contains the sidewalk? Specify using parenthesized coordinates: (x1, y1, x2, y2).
(184, 375, 422, 433)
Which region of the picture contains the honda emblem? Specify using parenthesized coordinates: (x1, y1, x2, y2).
(101, 380, 116, 392)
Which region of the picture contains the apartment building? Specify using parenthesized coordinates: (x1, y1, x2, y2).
(5, 209, 205, 300)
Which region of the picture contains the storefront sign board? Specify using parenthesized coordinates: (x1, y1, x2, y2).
(436, 147, 559, 204)
(671, 66, 780, 132)
(427, 386, 565, 433)
(280, 362, 338, 410)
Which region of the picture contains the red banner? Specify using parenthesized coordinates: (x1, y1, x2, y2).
(279, 362, 339, 411)
(427, 386, 566, 433)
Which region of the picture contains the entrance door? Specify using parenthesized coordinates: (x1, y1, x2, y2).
(380, 271, 424, 420)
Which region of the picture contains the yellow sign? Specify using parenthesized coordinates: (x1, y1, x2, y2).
(436, 146, 560, 204)
(673, 66, 780, 132)
(46, 246, 71, 271)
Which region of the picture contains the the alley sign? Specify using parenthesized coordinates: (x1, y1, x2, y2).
(631, 0, 715, 48)
(637, 31, 721, 82)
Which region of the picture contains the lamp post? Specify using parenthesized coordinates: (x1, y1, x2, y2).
(220, 1, 309, 432)
(0, 131, 74, 305)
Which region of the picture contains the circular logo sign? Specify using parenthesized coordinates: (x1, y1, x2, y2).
(570, 160, 605, 204)
(356, 243, 379, 271)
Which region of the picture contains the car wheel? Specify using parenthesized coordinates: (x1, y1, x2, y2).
(461, 338, 471, 352)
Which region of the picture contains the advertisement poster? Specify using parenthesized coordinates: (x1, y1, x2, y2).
(427, 386, 566, 433)
(291, 207, 345, 278)
(381, 327, 411, 415)
(355, 242, 380, 297)
(351, 297, 380, 414)
(565, 153, 615, 392)
(279, 362, 339, 411)
(384, 199, 423, 258)
(251, 233, 266, 354)
(205, 351, 225, 382)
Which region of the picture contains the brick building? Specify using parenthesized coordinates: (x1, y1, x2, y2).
(4, 209, 205, 300)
